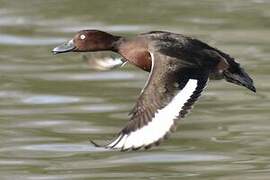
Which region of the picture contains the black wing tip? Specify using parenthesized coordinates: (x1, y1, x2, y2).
(89, 138, 164, 152)
(89, 120, 178, 151)
(89, 136, 123, 150)
(89, 138, 103, 148)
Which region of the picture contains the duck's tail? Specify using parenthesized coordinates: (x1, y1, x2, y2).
(223, 60, 256, 93)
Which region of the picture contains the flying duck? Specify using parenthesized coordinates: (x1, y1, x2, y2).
(52, 30, 256, 151)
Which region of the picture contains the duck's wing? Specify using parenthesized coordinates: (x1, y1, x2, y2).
(83, 55, 127, 71)
(93, 51, 209, 151)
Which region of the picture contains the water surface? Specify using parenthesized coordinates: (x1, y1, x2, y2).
(0, 0, 269, 179)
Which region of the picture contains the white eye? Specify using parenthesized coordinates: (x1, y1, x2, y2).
(80, 34, 86, 40)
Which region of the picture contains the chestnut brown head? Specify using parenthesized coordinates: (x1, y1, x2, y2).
(52, 30, 120, 54)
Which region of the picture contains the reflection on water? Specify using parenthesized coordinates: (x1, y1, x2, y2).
(0, 0, 269, 179)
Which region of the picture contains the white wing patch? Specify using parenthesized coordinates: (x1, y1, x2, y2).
(84, 55, 125, 71)
(107, 79, 198, 150)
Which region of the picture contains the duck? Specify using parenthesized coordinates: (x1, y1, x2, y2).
(52, 30, 256, 151)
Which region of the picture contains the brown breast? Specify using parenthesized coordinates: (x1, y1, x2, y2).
(118, 38, 152, 72)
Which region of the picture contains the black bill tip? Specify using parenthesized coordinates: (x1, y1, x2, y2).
(52, 39, 75, 55)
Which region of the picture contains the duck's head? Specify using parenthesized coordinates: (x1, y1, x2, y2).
(52, 30, 120, 54)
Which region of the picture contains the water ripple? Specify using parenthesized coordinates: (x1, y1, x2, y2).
(29, 71, 140, 81)
(49, 23, 150, 33)
(20, 143, 104, 152)
(0, 34, 65, 46)
(22, 95, 80, 104)
(108, 152, 229, 164)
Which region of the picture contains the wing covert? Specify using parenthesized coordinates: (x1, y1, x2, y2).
(93, 51, 209, 151)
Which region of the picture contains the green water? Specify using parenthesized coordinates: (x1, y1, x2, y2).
(0, 0, 269, 179)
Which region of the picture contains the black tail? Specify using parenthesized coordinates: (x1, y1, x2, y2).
(195, 40, 256, 93)
(223, 63, 256, 93)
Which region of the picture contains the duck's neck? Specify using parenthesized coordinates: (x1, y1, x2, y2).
(110, 36, 126, 52)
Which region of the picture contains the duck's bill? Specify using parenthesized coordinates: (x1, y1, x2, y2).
(52, 39, 75, 55)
